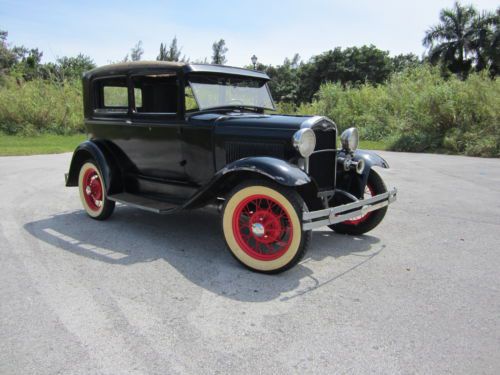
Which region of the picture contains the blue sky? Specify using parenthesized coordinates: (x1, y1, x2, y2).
(1, 0, 498, 67)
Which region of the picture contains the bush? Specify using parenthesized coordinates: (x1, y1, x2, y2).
(0, 77, 83, 135)
(297, 65, 500, 157)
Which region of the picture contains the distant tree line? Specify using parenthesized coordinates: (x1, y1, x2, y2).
(0, 1, 497, 105)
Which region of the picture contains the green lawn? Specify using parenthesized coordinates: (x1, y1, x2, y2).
(359, 140, 388, 151)
(0, 134, 388, 156)
(0, 134, 86, 156)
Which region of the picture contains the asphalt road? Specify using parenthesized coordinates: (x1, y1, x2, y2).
(1, 152, 499, 375)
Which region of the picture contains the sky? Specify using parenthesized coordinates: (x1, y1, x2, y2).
(1, 0, 498, 67)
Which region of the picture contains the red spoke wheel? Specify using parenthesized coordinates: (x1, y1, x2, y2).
(342, 184, 375, 225)
(78, 161, 115, 220)
(222, 180, 310, 273)
(329, 170, 388, 235)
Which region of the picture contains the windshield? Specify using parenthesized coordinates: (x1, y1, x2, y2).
(188, 75, 275, 111)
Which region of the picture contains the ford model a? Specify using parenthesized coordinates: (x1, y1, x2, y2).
(65, 61, 397, 273)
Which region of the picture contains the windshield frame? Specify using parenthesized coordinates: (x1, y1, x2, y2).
(186, 74, 276, 112)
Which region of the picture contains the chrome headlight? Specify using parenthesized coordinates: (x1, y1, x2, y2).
(293, 128, 316, 158)
(340, 127, 359, 152)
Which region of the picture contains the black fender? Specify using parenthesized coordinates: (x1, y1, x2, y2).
(353, 149, 390, 169)
(184, 156, 314, 208)
(219, 156, 312, 186)
(337, 150, 389, 199)
(65, 140, 121, 193)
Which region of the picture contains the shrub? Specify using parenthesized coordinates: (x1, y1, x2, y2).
(297, 65, 500, 157)
(0, 77, 83, 135)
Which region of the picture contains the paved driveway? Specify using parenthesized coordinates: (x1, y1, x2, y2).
(1, 152, 499, 374)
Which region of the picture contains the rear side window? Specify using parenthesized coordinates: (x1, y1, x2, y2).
(103, 86, 128, 107)
(132, 73, 178, 115)
(94, 77, 128, 114)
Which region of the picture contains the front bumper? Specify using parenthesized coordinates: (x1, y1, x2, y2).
(303, 188, 397, 230)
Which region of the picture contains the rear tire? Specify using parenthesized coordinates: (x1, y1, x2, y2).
(221, 180, 311, 274)
(78, 161, 115, 220)
(329, 169, 387, 235)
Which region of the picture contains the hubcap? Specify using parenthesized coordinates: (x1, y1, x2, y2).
(251, 222, 265, 237)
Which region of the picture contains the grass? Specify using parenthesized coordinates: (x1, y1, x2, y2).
(0, 134, 86, 156)
(0, 133, 388, 157)
(359, 140, 388, 150)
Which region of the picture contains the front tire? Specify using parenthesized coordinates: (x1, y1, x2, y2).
(78, 161, 115, 220)
(329, 169, 388, 235)
(221, 180, 311, 273)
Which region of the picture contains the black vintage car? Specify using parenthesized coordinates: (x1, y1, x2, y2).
(65, 61, 397, 273)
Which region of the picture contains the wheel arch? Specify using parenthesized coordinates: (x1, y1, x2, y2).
(65, 140, 122, 194)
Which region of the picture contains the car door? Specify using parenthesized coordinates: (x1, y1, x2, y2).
(128, 72, 186, 181)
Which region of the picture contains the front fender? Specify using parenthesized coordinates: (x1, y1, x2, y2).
(353, 149, 389, 169)
(65, 140, 120, 193)
(184, 157, 313, 209)
(220, 156, 311, 186)
(337, 150, 389, 199)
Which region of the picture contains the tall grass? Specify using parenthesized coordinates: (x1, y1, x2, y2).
(0, 77, 84, 135)
(293, 66, 500, 157)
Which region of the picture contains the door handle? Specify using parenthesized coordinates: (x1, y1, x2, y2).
(125, 120, 132, 125)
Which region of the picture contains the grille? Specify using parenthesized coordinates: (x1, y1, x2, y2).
(226, 141, 285, 163)
(309, 124, 337, 191)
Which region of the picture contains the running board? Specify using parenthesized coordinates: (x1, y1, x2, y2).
(108, 193, 180, 214)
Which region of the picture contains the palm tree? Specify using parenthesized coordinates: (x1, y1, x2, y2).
(423, 2, 478, 77)
(470, 10, 497, 73)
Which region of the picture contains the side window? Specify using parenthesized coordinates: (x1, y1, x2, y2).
(185, 84, 199, 112)
(94, 77, 128, 114)
(132, 73, 178, 115)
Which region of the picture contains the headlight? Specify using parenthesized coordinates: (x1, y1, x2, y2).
(340, 127, 359, 152)
(293, 128, 316, 158)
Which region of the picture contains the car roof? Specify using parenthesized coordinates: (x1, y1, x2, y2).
(83, 61, 270, 81)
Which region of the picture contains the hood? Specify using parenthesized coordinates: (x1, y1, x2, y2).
(188, 112, 321, 130)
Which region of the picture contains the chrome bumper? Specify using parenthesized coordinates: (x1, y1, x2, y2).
(302, 188, 397, 230)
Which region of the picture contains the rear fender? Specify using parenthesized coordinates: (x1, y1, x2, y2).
(65, 140, 121, 194)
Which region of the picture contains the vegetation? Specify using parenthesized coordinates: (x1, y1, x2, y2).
(212, 39, 228, 65)
(423, 2, 499, 78)
(157, 37, 187, 62)
(293, 66, 499, 157)
(0, 2, 498, 157)
(0, 77, 83, 135)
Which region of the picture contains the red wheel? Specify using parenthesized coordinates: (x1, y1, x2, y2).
(78, 161, 115, 220)
(222, 180, 310, 273)
(342, 184, 375, 225)
(233, 194, 294, 261)
(82, 167, 103, 212)
(329, 170, 388, 235)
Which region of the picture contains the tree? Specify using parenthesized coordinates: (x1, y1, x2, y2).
(157, 37, 186, 62)
(55, 54, 96, 79)
(490, 8, 500, 76)
(0, 29, 17, 75)
(211, 39, 228, 65)
(470, 8, 499, 76)
(423, 2, 479, 78)
(130, 40, 144, 61)
(296, 45, 393, 103)
(391, 53, 422, 73)
(264, 54, 301, 103)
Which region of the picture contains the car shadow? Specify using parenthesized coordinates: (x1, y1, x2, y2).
(23, 206, 383, 302)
